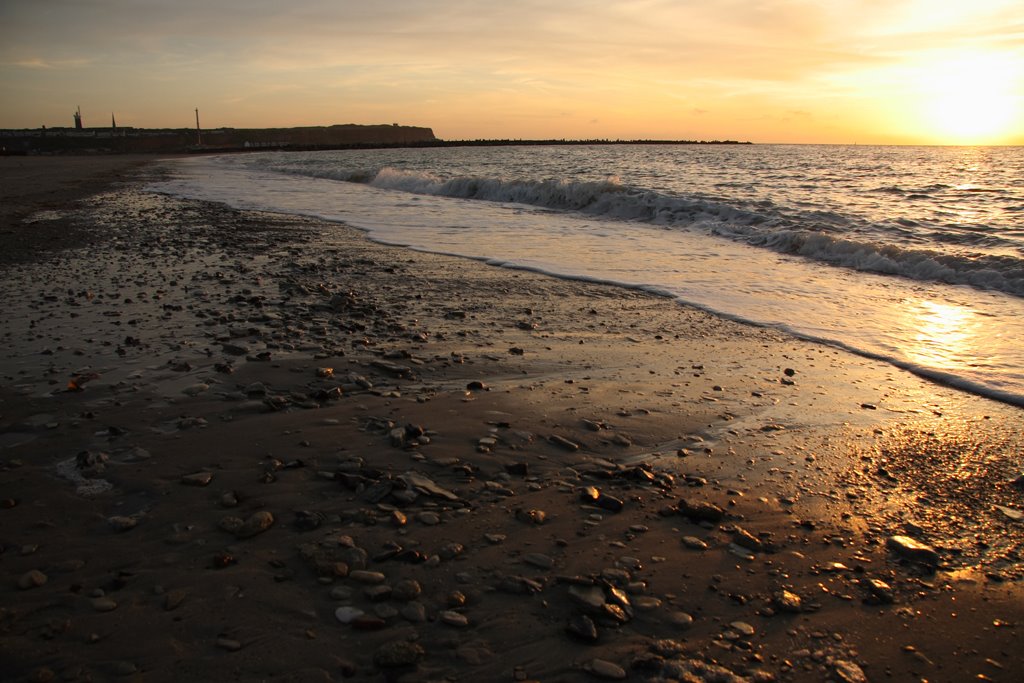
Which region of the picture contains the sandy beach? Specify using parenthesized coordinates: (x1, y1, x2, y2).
(1, 156, 1022, 683)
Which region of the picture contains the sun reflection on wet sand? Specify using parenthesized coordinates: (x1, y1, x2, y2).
(904, 298, 982, 371)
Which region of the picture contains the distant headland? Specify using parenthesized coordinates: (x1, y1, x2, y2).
(1, 119, 751, 155)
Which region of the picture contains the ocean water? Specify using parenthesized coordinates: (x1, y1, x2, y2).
(149, 144, 1024, 407)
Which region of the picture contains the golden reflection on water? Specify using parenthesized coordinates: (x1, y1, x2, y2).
(904, 298, 981, 371)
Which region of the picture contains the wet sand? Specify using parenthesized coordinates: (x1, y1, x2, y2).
(1, 157, 1022, 682)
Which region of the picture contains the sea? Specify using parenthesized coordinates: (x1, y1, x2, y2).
(149, 144, 1024, 408)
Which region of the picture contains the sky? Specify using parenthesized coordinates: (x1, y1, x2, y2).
(1, 0, 1022, 144)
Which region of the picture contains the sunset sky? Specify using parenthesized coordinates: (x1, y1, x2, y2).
(2, 0, 1022, 144)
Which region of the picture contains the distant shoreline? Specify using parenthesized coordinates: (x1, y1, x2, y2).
(1, 122, 752, 156)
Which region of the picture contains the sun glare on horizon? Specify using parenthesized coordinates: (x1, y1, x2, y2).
(913, 51, 1021, 144)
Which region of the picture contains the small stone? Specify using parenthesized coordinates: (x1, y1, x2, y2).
(865, 578, 895, 604)
(235, 511, 274, 538)
(374, 604, 399, 620)
(682, 536, 708, 550)
(418, 511, 441, 526)
(441, 610, 469, 627)
(216, 636, 242, 652)
(566, 614, 599, 641)
(107, 515, 137, 532)
(91, 597, 118, 612)
(732, 527, 762, 552)
(633, 596, 662, 610)
(587, 658, 626, 679)
(569, 584, 607, 612)
(887, 535, 939, 567)
(401, 601, 427, 622)
(668, 611, 694, 629)
(181, 471, 214, 486)
(730, 621, 755, 637)
(439, 542, 464, 560)
(18, 569, 48, 590)
(373, 640, 425, 668)
(549, 435, 580, 451)
(678, 499, 725, 523)
(351, 615, 387, 630)
(364, 584, 393, 602)
(329, 586, 354, 601)
(392, 579, 422, 601)
(183, 383, 209, 396)
(833, 659, 869, 683)
(334, 606, 365, 624)
(164, 589, 187, 611)
(349, 570, 386, 584)
(523, 553, 555, 570)
(773, 589, 802, 613)
(219, 516, 244, 534)
(515, 508, 547, 524)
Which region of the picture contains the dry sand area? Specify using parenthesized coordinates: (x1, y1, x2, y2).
(1, 156, 1022, 683)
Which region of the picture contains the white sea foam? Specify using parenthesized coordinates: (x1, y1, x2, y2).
(150, 146, 1024, 407)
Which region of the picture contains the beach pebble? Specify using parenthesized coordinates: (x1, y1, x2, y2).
(523, 552, 555, 569)
(440, 610, 469, 627)
(418, 511, 441, 526)
(681, 536, 708, 551)
(730, 621, 756, 637)
(373, 640, 425, 668)
(587, 658, 626, 679)
(334, 606, 365, 624)
(549, 435, 580, 451)
(569, 584, 607, 612)
(566, 614, 599, 641)
(773, 589, 803, 613)
(182, 383, 209, 396)
(515, 508, 547, 524)
(400, 601, 427, 622)
(832, 659, 869, 683)
(107, 515, 138, 532)
(91, 597, 118, 612)
(392, 579, 422, 601)
(349, 570, 386, 584)
(181, 471, 214, 486)
(732, 527, 762, 552)
(235, 511, 274, 538)
(439, 542, 464, 560)
(329, 586, 354, 601)
(364, 585, 393, 602)
(865, 578, 895, 604)
(633, 596, 662, 610)
(886, 535, 939, 567)
(18, 569, 48, 590)
(164, 589, 187, 611)
(667, 611, 694, 629)
(216, 636, 242, 652)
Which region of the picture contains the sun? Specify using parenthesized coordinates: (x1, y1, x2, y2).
(915, 51, 1021, 144)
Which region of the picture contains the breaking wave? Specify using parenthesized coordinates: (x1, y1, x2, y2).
(291, 164, 1024, 298)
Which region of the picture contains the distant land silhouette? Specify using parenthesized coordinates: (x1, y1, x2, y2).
(0, 122, 751, 155)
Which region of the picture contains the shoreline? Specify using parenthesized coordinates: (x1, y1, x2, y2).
(1, 158, 1022, 682)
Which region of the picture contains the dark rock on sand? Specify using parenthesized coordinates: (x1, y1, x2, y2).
(887, 535, 940, 568)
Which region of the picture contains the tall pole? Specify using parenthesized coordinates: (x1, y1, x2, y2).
(195, 108, 202, 146)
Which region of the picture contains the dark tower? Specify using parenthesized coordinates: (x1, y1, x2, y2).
(74, 106, 83, 129)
